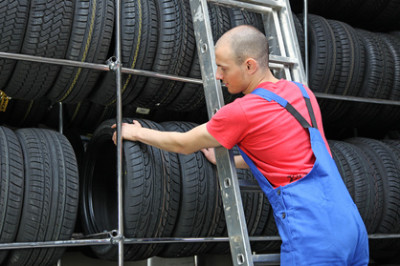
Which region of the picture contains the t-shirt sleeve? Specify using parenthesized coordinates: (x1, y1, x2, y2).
(206, 100, 248, 149)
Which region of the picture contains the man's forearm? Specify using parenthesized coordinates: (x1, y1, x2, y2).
(135, 127, 189, 154)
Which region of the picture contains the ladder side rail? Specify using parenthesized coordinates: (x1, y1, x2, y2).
(271, 11, 293, 80)
(279, 0, 308, 83)
(189, 0, 254, 265)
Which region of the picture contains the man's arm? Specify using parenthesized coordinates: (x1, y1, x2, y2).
(112, 120, 221, 154)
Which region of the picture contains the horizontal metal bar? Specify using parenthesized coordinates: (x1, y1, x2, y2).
(0, 233, 396, 250)
(368, 234, 400, 239)
(0, 239, 113, 250)
(253, 253, 280, 264)
(124, 236, 281, 244)
(121, 68, 203, 84)
(0, 52, 110, 72)
(0, 51, 204, 85)
(207, 0, 275, 13)
(314, 92, 400, 106)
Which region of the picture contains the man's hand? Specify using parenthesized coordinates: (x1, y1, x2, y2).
(201, 147, 216, 165)
(202, 147, 249, 169)
(111, 120, 142, 145)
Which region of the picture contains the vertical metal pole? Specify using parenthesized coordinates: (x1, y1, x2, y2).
(58, 102, 63, 134)
(114, 0, 124, 265)
(189, 1, 253, 265)
(303, 0, 309, 84)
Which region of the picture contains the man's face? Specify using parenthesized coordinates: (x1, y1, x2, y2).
(215, 43, 248, 95)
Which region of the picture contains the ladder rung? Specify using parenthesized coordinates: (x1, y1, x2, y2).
(207, 0, 279, 14)
(238, 0, 285, 8)
(253, 253, 280, 265)
(269, 54, 298, 65)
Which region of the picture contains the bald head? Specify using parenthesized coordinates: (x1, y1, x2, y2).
(216, 25, 269, 69)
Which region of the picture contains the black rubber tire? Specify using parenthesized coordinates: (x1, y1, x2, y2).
(307, 15, 337, 93)
(329, 140, 377, 233)
(90, 0, 159, 106)
(228, 8, 264, 33)
(324, 19, 366, 124)
(329, 140, 356, 198)
(133, 0, 195, 108)
(208, 147, 273, 254)
(347, 30, 394, 127)
(4, 0, 74, 101)
(159, 121, 221, 257)
(376, 34, 400, 127)
(349, 138, 400, 253)
(0, 127, 24, 265)
(348, 138, 400, 238)
(47, 0, 114, 104)
(293, 14, 305, 64)
(165, 2, 233, 112)
(8, 128, 79, 266)
(0, 0, 30, 90)
(307, 15, 338, 121)
(80, 118, 180, 261)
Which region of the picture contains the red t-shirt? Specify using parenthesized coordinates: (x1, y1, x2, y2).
(206, 79, 330, 188)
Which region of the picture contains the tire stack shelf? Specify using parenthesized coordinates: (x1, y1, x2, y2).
(0, 0, 399, 266)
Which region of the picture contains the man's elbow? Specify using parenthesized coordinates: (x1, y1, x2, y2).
(174, 143, 196, 155)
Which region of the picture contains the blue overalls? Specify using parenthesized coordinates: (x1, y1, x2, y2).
(238, 82, 369, 265)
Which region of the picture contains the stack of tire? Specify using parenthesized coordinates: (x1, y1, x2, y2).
(80, 119, 280, 260)
(294, 14, 400, 131)
(330, 138, 400, 261)
(0, 126, 79, 265)
(80, 119, 400, 261)
(0, 0, 264, 135)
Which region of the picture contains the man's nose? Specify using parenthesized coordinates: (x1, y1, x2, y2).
(215, 70, 223, 80)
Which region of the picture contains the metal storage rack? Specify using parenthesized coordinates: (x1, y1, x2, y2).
(0, 0, 400, 266)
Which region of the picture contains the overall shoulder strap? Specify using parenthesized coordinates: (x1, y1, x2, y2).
(252, 86, 314, 129)
(291, 81, 318, 129)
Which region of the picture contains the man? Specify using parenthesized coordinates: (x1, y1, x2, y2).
(112, 25, 369, 265)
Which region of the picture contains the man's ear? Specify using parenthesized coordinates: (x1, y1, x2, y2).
(245, 58, 258, 74)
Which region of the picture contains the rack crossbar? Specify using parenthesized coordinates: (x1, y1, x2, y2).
(208, 0, 283, 11)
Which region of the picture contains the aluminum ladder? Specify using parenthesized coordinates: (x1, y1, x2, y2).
(188, 0, 307, 265)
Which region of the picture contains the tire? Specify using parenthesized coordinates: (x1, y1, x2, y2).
(347, 30, 394, 127)
(47, 0, 114, 104)
(80, 118, 180, 261)
(165, 2, 233, 112)
(293, 14, 305, 64)
(307, 15, 338, 121)
(325, 19, 366, 124)
(228, 8, 264, 33)
(376, 34, 400, 127)
(0, 0, 29, 89)
(133, 0, 195, 108)
(0, 127, 24, 265)
(90, 0, 159, 106)
(160, 121, 221, 257)
(308, 14, 337, 94)
(329, 140, 376, 232)
(8, 128, 79, 266)
(4, 0, 74, 100)
(348, 137, 400, 239)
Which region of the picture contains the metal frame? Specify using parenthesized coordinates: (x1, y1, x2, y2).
(0, 0, 399, 265)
